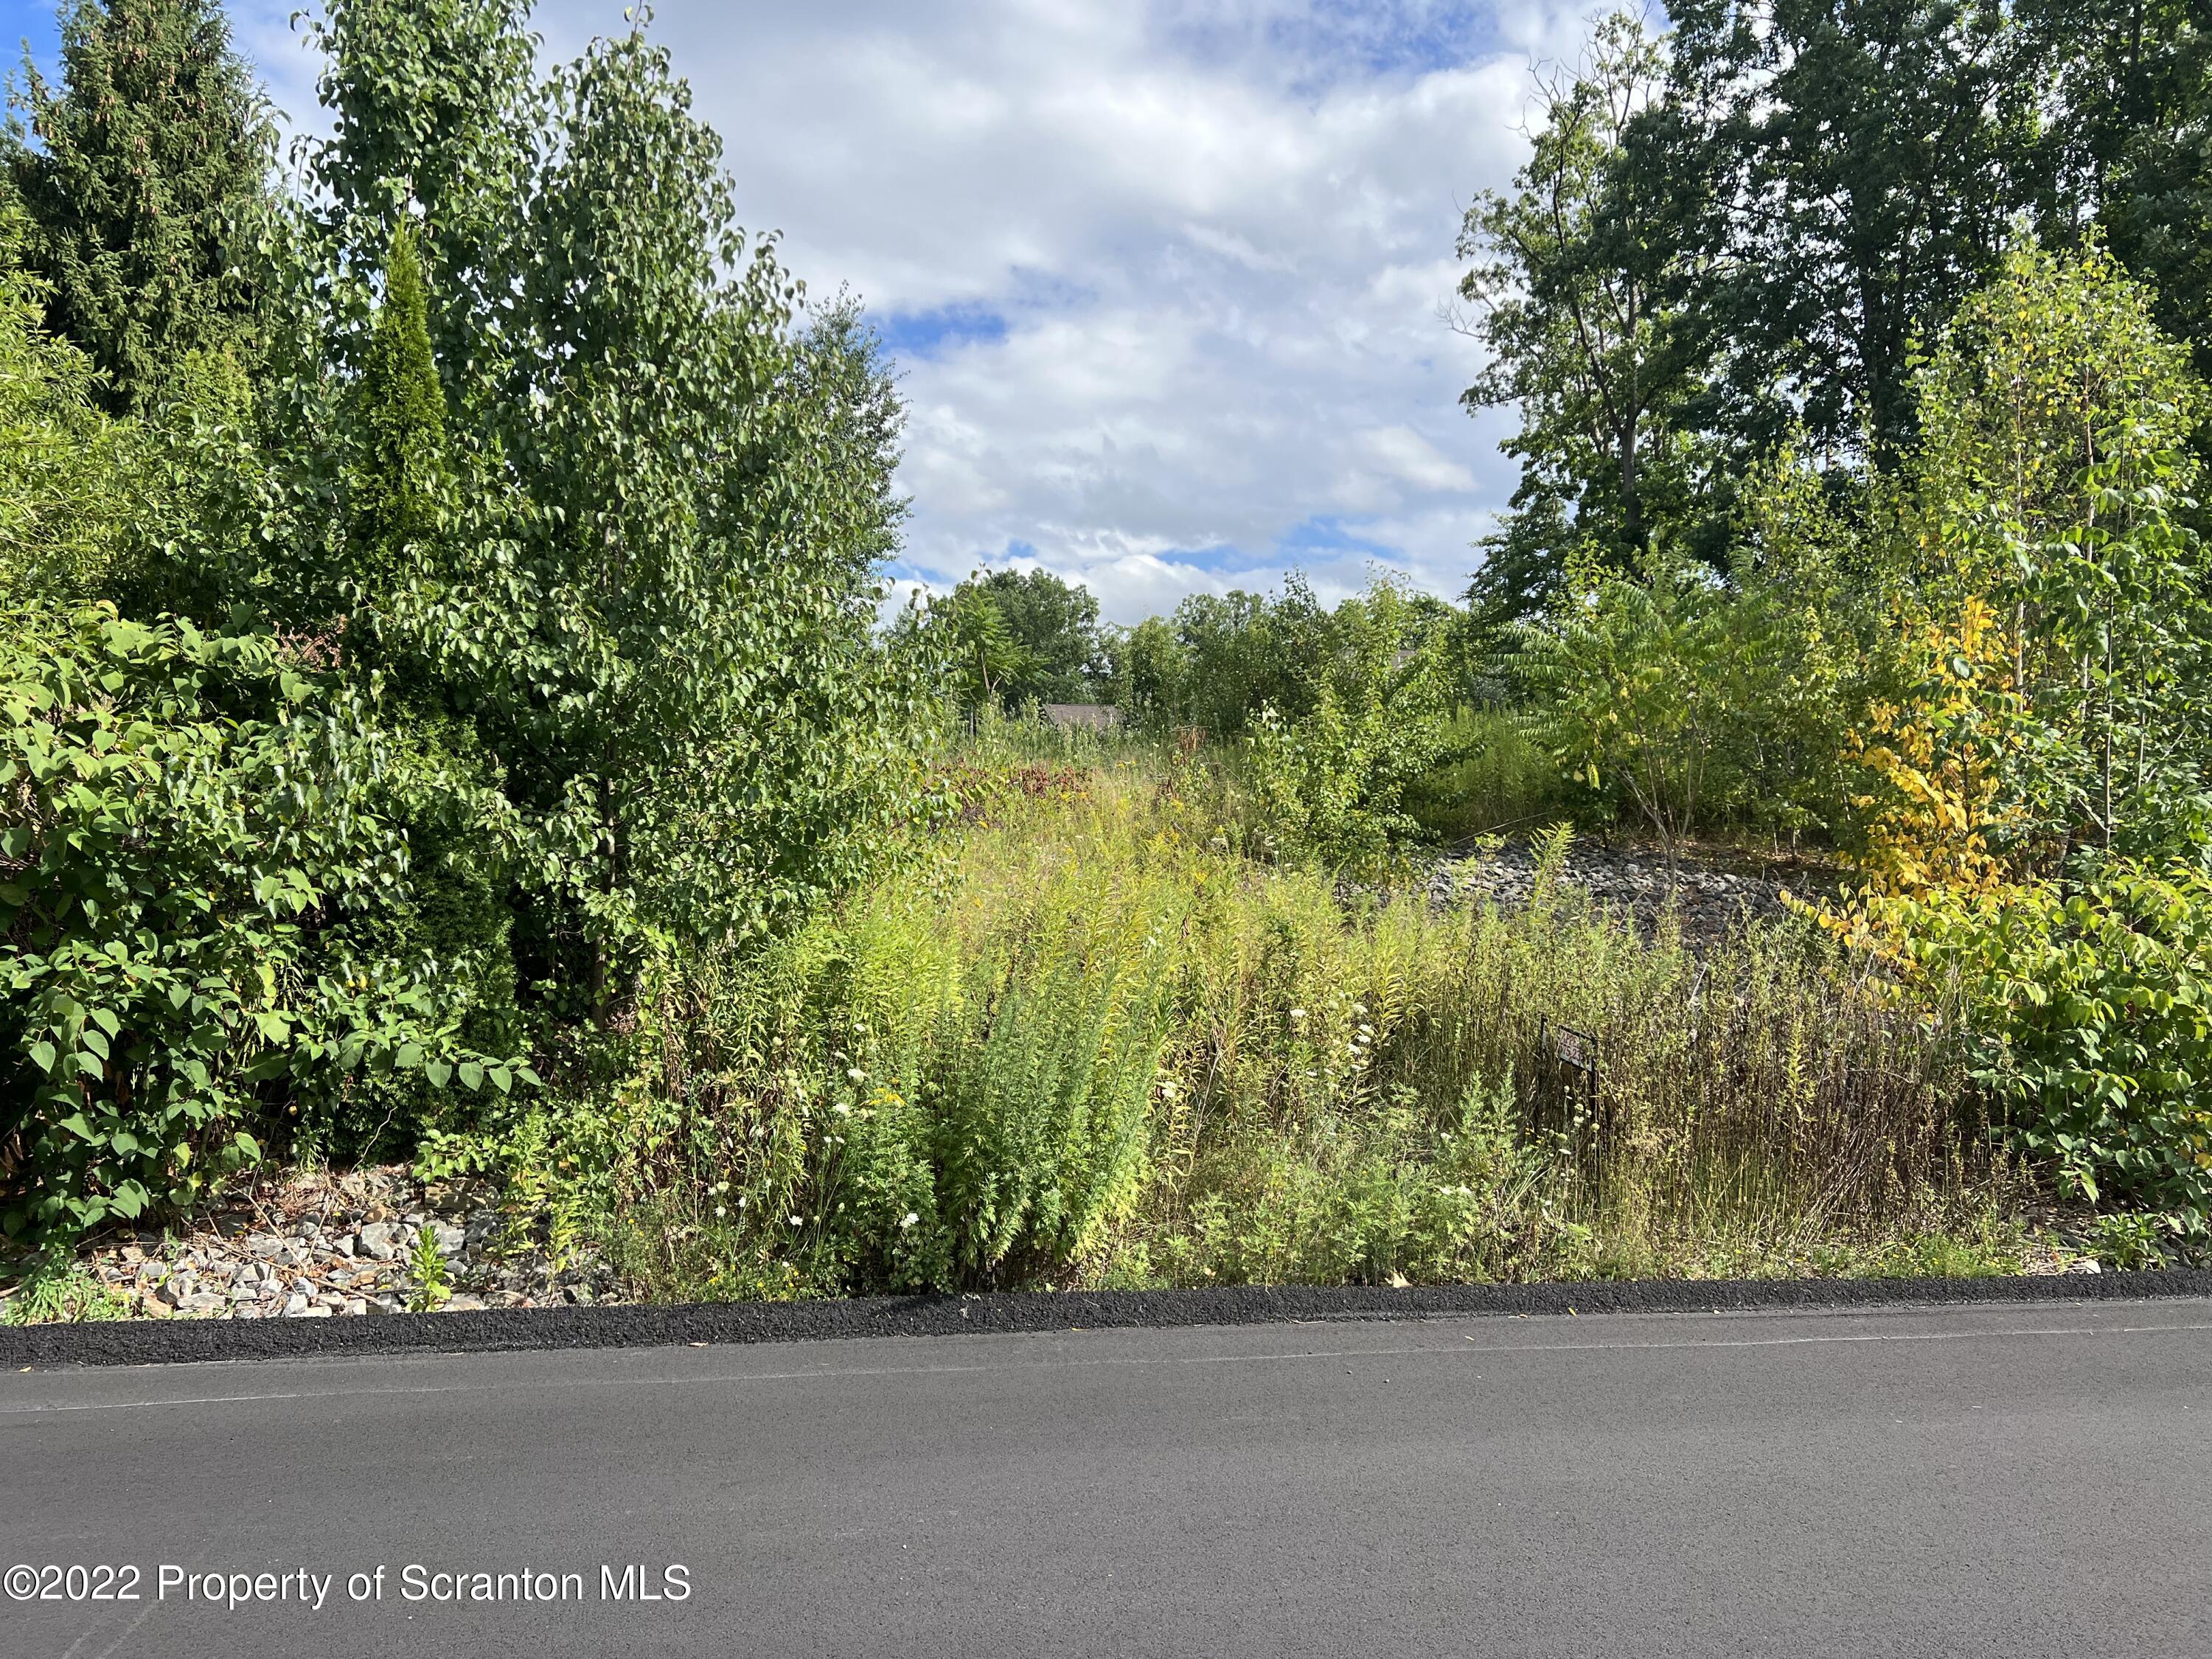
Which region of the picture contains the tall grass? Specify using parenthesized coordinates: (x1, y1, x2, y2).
(482, 757, 2015, 1299)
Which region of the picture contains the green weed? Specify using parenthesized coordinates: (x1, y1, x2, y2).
(1, 1242, 131, 1324)
(405, 1224, 451, 1312)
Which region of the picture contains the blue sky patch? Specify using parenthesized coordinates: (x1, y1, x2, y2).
(876, 302, 1011, 363)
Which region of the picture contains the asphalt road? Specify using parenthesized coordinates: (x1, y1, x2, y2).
(4, 1298, 2209, 1658)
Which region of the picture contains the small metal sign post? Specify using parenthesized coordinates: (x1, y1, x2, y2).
(1533, 1015, 1605, 1187)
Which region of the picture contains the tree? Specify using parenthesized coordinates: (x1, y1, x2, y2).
(1170, 582, 1334, 737)
(929, 585, 1034, 714)
(4, 0, 271, 412)
(0, 227, 141, 601)
(1245, 579, 1457, 869)
(2025, 0, 2212, 383)
(1658, 0, 2039, 467)
(788, 294, 909, 586)
(1515, 551, 1740, 863)
(944, 567, 1103, 709)
(302, 0, 535, 392)
(1901, 245, 2212, 866)
(1100, 613, 1188, 731)
(1458, 13, 1706, 616)
(251, 7, 925, 998)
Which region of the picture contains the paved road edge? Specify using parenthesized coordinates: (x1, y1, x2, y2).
(6, 1268, 2211, 1368)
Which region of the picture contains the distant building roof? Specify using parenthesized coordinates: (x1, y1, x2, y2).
(1043, 703, 1122, 730)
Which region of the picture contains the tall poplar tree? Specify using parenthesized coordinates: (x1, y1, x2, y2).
(4, 0, 271, 411)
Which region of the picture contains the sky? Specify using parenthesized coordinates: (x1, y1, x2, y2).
(1, 0, 1610, 622)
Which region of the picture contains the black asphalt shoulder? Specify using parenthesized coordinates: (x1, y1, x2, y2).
(5, 1267, 2210, 1368)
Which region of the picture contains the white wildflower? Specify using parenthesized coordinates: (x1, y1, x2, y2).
(901, 1211, 919, 1229)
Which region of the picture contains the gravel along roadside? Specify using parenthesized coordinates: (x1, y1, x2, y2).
(2, 1166, 622, 1322)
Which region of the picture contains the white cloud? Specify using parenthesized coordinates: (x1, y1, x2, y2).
(209, 0, 1608, 621)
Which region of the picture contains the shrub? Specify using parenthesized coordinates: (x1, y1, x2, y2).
(1245, 579, 1455, 869)
(1879, 859, 2212, 1217)
(1515, 552, 1742, 859)
(1515, 525, 1872, 857)
(0, 246, 145, 604)
(1402, 706, 1576, 842)
(0, 605, 525, 1240)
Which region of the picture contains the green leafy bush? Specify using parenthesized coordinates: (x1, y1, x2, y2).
(1245, 579, 1455, 869)
(0, 605, 525, 1240)
(244, 10, 928, 987)
(1400, 706, 1577, 841)
(1905, 246, 2212, 867)
(1886, 859, 2212, 1216)
(1514, 526, 1872, 858)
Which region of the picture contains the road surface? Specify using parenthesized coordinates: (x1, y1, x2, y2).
(4, 1298, 2209, 1657)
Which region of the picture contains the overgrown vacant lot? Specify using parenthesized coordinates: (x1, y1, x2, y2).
(476, 751, 2037, 1305)
(14, 0, 2212, 1321)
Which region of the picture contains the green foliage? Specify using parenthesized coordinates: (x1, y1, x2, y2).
(849, 875, 1175, 1289)
(1517, 553, 1731, 856)
(1164, 1078, 1562, 1287)
(1, 1238, 129, 1322)
(1245, 579, 1456, 869)
(1513, 532, 1865, 856)
(1105, 581, 1337, 740)
(0, 246, 143, 602)
(301, 0, 535, 386)
(1909, 245, 2212, 865)
(0, 1, 930, 1245)
(919, 584, 1036, 716)
(935, 567, 1105, 711)
(1457, 13, 1708, 609)
(0, 605, 526, 1240)
(2025, 0, 2212, 391)
(347, 222, 448, 599)
(1658, 0, 2038, 466)
(1400, 706, 1574, 841)
(2088, 1208, 2177, 1270)
(1887, 860, 2212, 1218)
(405, 1221, 450, 1310)
(238, 7, 930, 988)
(4, 0, 272, 413)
